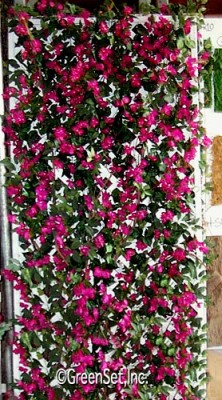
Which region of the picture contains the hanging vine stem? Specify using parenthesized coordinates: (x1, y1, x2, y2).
(2, 1, 211, 399)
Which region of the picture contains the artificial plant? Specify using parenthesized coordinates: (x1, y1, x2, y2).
(2, 0, 210, 399)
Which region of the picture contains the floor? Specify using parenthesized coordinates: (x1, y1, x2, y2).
(208, 349, 222, 399)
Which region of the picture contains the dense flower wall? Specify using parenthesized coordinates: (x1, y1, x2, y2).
(2, 1, 210, 399)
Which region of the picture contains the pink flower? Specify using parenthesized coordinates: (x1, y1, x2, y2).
(70, 390, 85, 400)
(72, 349, 94, 366)
(178, 291, 196, 308)
(90, 116, 99, 128)
(87, 80, 100, 96)
(30, 39, 42, 53)
(15, 223, 31, 241)
(81, 382, 96, 394)
(173, 248, 186, 261)
(3, 86, 17, 100)
(114, 299, 128, 312)
(99, 47, 113, 61)
(131, 72, 142, 88)
(200, 50, 210, 62)
(125, 249, 136, 262)
(101, 192, 112, 208)
(202, 135, 212, 147)
(158, 69, 168, 84)
(72, 120, 89, 136)
(161, 103, 173, 116)
(199, 242, 209, 254)
(123, 5, 133, 15)
(94, 233, 105, 249)
(7, 185, 21, 197)
(156, 264, 163, 273)
(102, 292, 113, 305)
(155, 366, 166, 382)
(63, 15, 75, 26)
(70, 63, 86, 82)
(53, 126, 68, 142)
(17, 381, 36, 394)
(53, 159, 64, 169)
(163, 229, 171, 239)
(119, 224, 130, 236)
(2, 269, 16, 282)
(101, 136, 114, 150)
(185, 56, 198, 77)
(91, 336, 109, 346)
(46, 388, 56, 400)
(80, 245, 90, 257)
(55, 235, 65, 248)
(84, 195, 94, 211)
(171, 128, 184, 142)
(160, 210, 174, 223)
(136, 240, 147, 251)
(132, 383, 139, 398)
(94, 267, 111, 279)
(7, 214, 17, 223)
(184, 147, 196, 162)
(184, 19, 191, 34)
(35, 184, 48, 211)
(99, 21, 109, 34)
(176, 348, 192, 369)
(11, 109, 26, 124)
(187, 239, 199, 251)
(118, 310, 132, 333)
(60, 142, 75, 155)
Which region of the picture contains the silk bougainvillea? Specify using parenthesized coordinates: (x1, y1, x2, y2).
(2, 0, 209, 399)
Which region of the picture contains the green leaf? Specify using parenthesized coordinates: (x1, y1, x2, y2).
(72, 252, 81, 263)
(8, 59, 20, 69)
(0, 158, 16, 171)
(177, 38, 184, 49)
(48, 348, 61, 363)
(89, 249, 97, 260)
(184, 37, 196, 49)
(70, 273, 81, 284)
(66, 2, 77, 14)
(85, 226, 94, 236)
(71, 239, 81, 249)
(21, 269, 33, 286)
(7, 258, 21, 272)
(161, 385, 171, 395)
(160, 279, 168, 287)
(0, 322, 12, 340)
(167, 348, 176, 356)
(69, 339, 80, 351)
(155, 337, 163, 346)
(36, 352, 44, 360)
(21, 332, 32, 351)
(106, 243, 113, 253)
(204, 38, 212, 50)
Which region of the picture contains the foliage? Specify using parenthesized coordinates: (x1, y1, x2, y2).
(213, 48, 222, 112)
(202, 38, 213, 108)
(2, 0, 210, 399)
(0, 321, 12, 340)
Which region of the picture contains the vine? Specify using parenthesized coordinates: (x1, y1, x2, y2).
(2, 1, 210, 399)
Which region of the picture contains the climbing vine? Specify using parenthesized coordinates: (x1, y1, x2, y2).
(2, 1, 210, 399)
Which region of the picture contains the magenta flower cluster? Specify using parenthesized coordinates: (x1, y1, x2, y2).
(2, 1, 209, 399)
